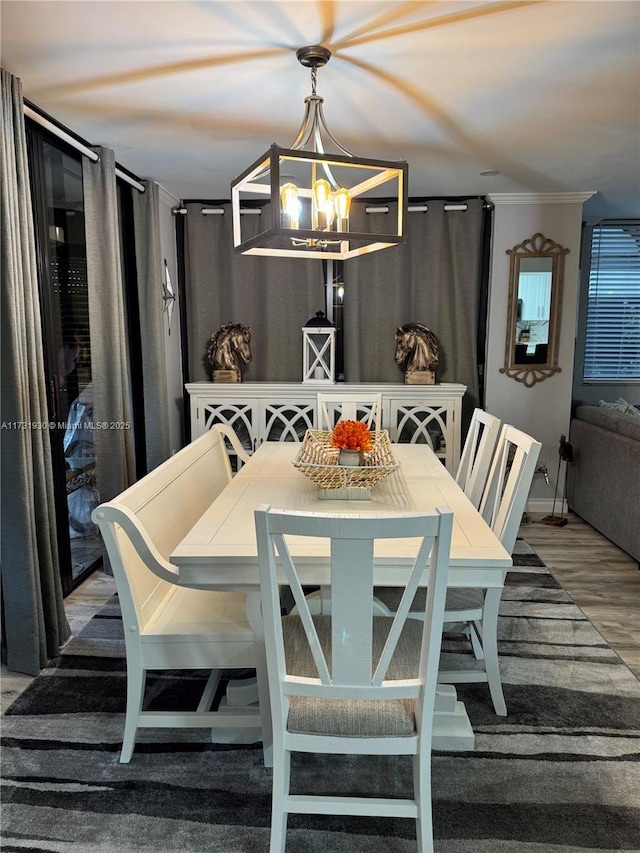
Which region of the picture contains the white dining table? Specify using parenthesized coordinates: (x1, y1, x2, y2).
(171, 441, 512, 764)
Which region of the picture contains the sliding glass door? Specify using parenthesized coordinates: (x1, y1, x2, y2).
(29, 130, 102, 594)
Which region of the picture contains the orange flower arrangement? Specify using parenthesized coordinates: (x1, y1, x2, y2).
(331, 420, 373, 452)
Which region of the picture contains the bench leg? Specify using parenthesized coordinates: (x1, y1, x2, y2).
(121, 658, 145, 763)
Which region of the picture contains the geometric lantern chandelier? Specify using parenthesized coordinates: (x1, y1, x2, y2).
(231, 45, 408, 260)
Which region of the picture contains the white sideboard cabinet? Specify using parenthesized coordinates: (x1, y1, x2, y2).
(186, 382, 467, 474)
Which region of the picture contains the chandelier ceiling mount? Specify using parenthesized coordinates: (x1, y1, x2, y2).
(295, 44, 331, 69)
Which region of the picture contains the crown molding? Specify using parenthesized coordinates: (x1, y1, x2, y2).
(488, 192, 596, 206)
(158, 183, 181, 208)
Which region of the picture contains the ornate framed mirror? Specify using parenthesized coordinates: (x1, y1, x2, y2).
(500, 232, 569, 387)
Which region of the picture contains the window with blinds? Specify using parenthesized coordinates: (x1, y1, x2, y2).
(583, 222, 640, 382)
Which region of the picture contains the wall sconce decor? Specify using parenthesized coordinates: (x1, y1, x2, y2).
(231, 45, 408, 260)
(302, 311, 336, 384)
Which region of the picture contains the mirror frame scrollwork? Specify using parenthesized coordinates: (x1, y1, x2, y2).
(500, 232, 569, 388)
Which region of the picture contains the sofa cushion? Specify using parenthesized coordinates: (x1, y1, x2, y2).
(598, 397, 640, 418)
(567, 410, 640, 562)
(575, 405, 640, 442)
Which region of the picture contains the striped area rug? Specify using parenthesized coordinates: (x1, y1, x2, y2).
(2, 540, 640, 852)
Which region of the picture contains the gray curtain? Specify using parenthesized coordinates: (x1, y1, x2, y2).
(184, 203, 325, 381)
(83, 147, 135, 501)
(343, 199, 485, 428)
(132, 180, 170, 470)
(0, 68, 70, 675)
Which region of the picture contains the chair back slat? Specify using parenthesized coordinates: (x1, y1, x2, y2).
(480, 424, 542, 553)
(273, 531, 332, 685)
(317, 392, 383, 432)
(455, 408, 501, 509)
(329, 537, 375, 684)
(372, 535, 432, 685)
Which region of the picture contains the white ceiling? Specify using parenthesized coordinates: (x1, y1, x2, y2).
(2, 0, 639, 218)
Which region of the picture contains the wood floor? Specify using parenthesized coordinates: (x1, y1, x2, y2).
(1, 511, 639, 712)
(0, 571, 117, 712)
(522, 511, 640, 678)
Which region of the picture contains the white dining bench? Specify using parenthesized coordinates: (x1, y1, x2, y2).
(92, 427, 260, 762)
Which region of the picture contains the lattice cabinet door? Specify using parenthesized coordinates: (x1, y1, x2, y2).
(387, 400, 461, 474)
(259, 400, 316, 443)
(200, 401, 258, 457)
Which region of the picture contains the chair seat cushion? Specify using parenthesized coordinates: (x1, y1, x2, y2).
(374, 586, 484, 614)
(282, 615, 424, 737)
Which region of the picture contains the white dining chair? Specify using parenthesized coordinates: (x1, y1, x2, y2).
(455, 408, 501, 509)
(441, 424, 541, 714)
(254, 504, 453, 853)
(92, 429, 258, 762)
(316, 391, 382, 432)
(375, 424, 541, 716)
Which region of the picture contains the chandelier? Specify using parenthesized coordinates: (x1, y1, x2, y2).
(231, 45, 408, 260)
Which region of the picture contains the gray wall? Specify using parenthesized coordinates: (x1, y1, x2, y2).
(484, 193, 593, 512)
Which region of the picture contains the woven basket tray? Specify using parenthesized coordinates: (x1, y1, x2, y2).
(292, 429, 399, 495)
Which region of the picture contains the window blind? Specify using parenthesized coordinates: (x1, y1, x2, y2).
(50, 255, 92, 386)
(583, 222, 640, 381)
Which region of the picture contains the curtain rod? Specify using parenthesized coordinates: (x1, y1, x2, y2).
(23, 104, 146, 193)
(172, 207, 259, 215)
(173, 202, 492, 216)
(364, 202, 494, 213)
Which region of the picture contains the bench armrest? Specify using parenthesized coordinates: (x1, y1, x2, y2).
(93, 503, 181, 584)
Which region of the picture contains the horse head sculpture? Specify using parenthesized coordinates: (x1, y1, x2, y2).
(394, 322, 439, 376)
(207, 322, 252, 382)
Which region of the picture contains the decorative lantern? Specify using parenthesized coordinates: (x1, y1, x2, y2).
(302, 312, 336, 384)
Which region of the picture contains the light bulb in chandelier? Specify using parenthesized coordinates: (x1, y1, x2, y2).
(334, 187, 351, 232)
(312, 179, 333, 231)
(280, 182, 301, 230)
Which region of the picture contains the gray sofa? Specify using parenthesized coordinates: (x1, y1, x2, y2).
(566, 405, 640, 563)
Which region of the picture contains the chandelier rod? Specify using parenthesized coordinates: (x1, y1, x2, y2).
(314, 100, 354, 157)
(289, 45, 356, 159)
